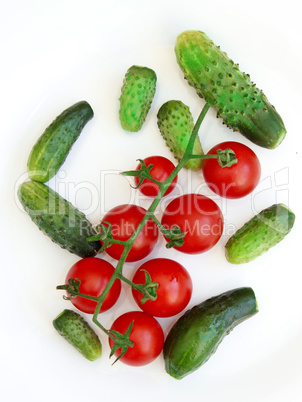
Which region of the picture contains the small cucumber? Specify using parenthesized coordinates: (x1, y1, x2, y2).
(53, 309, 102, 361)
(119, 65, 157, 132)
(225, 203, 295, 264)
(175, 30, 286, 149)
(163, 287, 258, 379)
(27, 101, 94, 183)
(157, 100, 204, 170)
(17, 181, 100, 258)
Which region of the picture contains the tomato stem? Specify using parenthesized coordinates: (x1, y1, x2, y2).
(122, 159, 164, 190)
(116, 273, 142, 290)
(150, 215, 186, 248)
(80, 103, 211, 352)
(187, 149, 237, 167)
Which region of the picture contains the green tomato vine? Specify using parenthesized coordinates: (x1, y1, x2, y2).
(57, 102, 237, 361)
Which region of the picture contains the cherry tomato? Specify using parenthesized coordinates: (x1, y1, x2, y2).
(132, 258, 193, 317)
(161, 193, 224, 254)
(65, 257, 121, 314)
(101, 204, 158, 262)
(202, 141, 261, 199)
(134, 155, 177, 197)
(108, 311, 164, 366)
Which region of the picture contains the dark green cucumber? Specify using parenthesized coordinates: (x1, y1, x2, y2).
(157, 100, 204, 170)
(119, 65, 157, 132)
(53, 309, 102, 361)
(27, 101, 94, 183)
(175, 30, 286, 149)
(17, 181, 100, 258)
(225, 203, 295, 264)
(163, 287, 258, 379)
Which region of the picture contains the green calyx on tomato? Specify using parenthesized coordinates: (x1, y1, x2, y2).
(109, 320, 135, 365)
(133, 269, 159, 304)
(57, 277, 81, 300)
(159, 223, 186, 248)
(216, 148, 238, 167)
(87, 221, 126, 253)
(122, 155, 178, 197)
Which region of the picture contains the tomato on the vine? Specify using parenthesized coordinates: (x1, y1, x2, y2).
(134, 155, 177, 197)
(132, 258, 192, 317)
(108, 311, 164, 366)
(202, 141, 261, 199)
(161, 193, 224, 254)
(65, 257, 121, 314)
(101, 204, 158, 262)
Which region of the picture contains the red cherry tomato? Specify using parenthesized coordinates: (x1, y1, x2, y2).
(101, 204, 158, 262)
(202, 141, 261, 199)
(132, 258, 192, 317)
(108, 311, 164, 366)
(161, 193, 224, 254)
(134, 155, 177, 197)
(65, 257, 121, 314)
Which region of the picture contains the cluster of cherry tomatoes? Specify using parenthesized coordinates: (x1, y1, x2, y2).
(62, 140, 261, 366)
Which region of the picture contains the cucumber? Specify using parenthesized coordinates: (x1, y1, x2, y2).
(27, 101, 94, 183)
(17, 181, 100, 258)
(157, 100, 204, 170)
(225, 203, 295, 264)
(163, 287, 258, 379)
(175, 30, 286, 149)
(119, 65, 157, 132)
(53, 309, 102, 361)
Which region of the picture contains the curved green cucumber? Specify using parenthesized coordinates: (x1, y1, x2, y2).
(157, 100, 204, 170)
(119, 65, 157, 132)
(225, 203, 295, 264)
(17, 181, 100, 258)
(53, 309, 102, 361)
(27, 101, 94, 183)
(163, 287, 258, 379)
(175, 30, 286, 149)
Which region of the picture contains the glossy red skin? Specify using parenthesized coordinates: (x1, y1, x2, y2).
(161, 194, 224, 254)
(202, 141, 261, 199)
(65, 257, 121, 314)
(132, 258, 193, 317)
(134, 155, 177, 197)
(108, 311, 164, 366)
(101, 204, 158, 262)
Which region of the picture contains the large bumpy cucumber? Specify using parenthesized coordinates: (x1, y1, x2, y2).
(119, 65, 157, 132)
(157, 100, 204, 170)
(225, 203, 295, 264)
(163, 287, 258, 379)
(175, 30, 286, 149)
(17, 181, 100, 258)
(27, 101, 94, 183)
(53, 309, 102, 361)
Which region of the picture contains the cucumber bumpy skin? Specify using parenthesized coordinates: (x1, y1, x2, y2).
(157, 100, 204, 170)
(17, 181, 100, 258)
(225, 203, 295, 264)
(119, 65, 157, 132)
(163, 287, 258, 380)
(27, 101, 94, 183)
(175, 30, 286, 149)
(53, 309, 102, 361)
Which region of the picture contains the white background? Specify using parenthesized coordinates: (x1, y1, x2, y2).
(1, 1, 302, 401)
